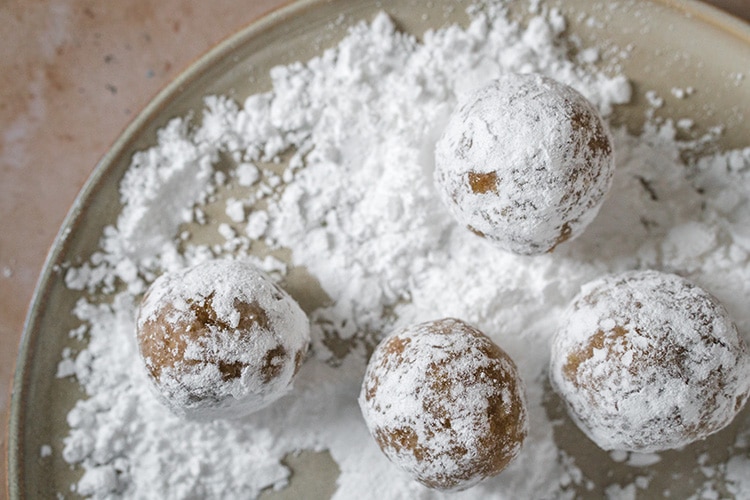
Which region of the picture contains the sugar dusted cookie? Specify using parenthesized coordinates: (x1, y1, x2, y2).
(434, 73, 614, 255)
(136, 259, 310, 420)
(550, 270, 750, 452)
(359, 318, 528, 490)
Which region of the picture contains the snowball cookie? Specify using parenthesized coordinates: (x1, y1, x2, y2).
(550, 270, 750, 453)
(434, 73, 615, 255)
(359, 318, 528, 491)
(136, 259, 310, 420)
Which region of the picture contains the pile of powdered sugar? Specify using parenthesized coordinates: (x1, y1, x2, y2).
(55, 2, 750, 499)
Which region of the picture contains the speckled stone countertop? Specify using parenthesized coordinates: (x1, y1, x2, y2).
(1, 0, 748, 495)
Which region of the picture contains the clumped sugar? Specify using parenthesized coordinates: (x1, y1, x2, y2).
(56, 2, 750, 499)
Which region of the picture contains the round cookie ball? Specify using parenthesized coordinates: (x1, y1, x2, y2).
(434, 73, 615, 255)
(550, 270, 750, 453)
(136, 259, 310, 420)
(359, 318, 528, 491)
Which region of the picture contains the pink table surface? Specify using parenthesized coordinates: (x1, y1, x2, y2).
(1, 0, 748, 496)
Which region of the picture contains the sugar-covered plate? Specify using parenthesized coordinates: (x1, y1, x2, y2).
(9, 0, 750, 498)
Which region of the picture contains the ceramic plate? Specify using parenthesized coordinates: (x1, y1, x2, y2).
(9, 0, 750, 498)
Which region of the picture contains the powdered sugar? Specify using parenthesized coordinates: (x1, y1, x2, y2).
(52, 2, 750, 499)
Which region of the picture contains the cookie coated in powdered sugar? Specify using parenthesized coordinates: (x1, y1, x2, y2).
(434, 73, 615, 255)
(550, 270, 750, 453)
(136, 259, 310, 421)
(359, 318, 528, 491)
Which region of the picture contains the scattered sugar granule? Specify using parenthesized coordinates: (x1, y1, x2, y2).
(245, 211, 269, 240)
(726, 455, 750, 495)
(677, 118, 694, 130)
(237, 162, 261, 186)
(626, 453, 662, 468)
(645, 90, 664, 108)
(670, 87, 694, 99)
(226, 198, 246, 223)
(605, 483, 637, 500)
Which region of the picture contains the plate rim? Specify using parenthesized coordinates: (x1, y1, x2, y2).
(6, 0, 750, 497)
(670, 0, 750, 41)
